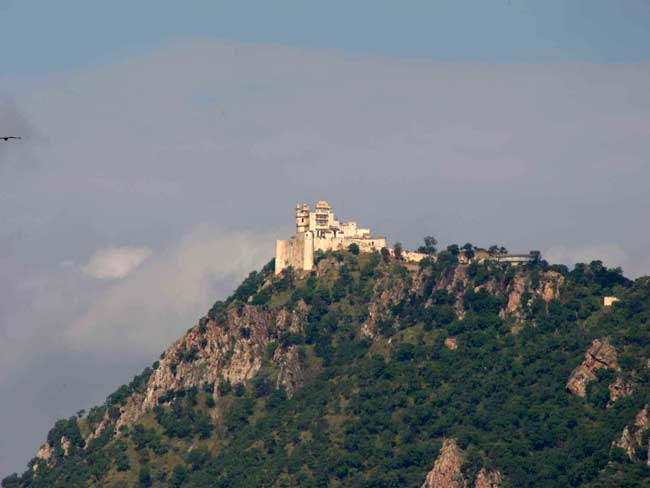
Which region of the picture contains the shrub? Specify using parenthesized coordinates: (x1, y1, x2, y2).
(218, 379, 232, 396)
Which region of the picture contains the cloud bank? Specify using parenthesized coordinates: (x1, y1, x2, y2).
(69, 227, 273, 353)
(81, 246, 152, 279)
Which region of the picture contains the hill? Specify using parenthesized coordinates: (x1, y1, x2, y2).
(3, 242, 650, 488)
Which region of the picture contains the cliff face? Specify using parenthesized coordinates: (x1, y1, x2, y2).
(421, 439, 467, 488)
(159, 303, 302, 404)
(433, 266, 564, 322)
(566, 339, 619, 398)
(361, 267, 410, 337)
(502, 270, 564, 317)
(608, 376, 634, 403)
(35, 301, 308, 463)
(474, 468, 503, 488)
(420, 439, 502, 488)
(362, 262, 564, 338)
(273, 345, 304, 398)
(434, 266, 471, 319)
(116, 305, 278, 429)
(616, 407, 650, 461)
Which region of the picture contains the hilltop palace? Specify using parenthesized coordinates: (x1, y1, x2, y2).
(275, 201, 387, 274)
(275, 200, 536, 275)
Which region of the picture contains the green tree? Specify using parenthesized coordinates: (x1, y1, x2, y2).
(169, 465, 189, 488)
(138, 465, 152, 487)
(462, 243, 475, 260)
(381, 247, 391, 263)
(218, 379, 232, 396)
(418, 235, 438, 254)
(394, 242, 403, 260)
(1, 474, 19, 488)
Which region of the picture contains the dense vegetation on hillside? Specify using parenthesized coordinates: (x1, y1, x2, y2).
(4, 242, 650, 488)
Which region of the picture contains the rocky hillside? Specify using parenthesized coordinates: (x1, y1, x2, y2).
(3, 243, 650, 488)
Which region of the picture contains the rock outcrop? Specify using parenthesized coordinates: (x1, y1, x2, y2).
(92, 302, 309, 434)
(422, 439, 466, 488)
(316, 256, 341, 276)
(431, 265, 564, 321)
(474, 469, 503, 488)
(615, 406, 650, 462)
(33, 436, 71, 472)
(85, 418, 109, 445)
(364, 262, 567, 338)
(502, 270, 564, 318)
(361, 270, 410, 338)
(34, 443, 52, 463)
(566, 339, 618, 397)
(435, 266, 470, 319)
(274, 346, 304, 398)
(421, 439, 502, 488)
(608, 376, 634, 403)
(60, 437, 71, 456)
(444, 337, 458, 350)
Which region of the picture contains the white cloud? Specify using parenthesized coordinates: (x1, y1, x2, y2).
(66, 227, 274, 354)
(81, 246, 152, 279)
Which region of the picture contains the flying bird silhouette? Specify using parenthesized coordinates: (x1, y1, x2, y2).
(1, 136, 22, 141)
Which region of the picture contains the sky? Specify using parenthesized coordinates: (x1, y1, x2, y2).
(2, 0, 650, 476)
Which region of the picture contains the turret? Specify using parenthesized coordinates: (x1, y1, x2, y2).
(314, 200, 331, 230)
(295, 203, 309, 234)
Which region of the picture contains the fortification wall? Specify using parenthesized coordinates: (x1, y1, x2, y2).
(346, 237, 387, 252)
(275, 240, 287, 275)
(313, 236, 345, 252)
(302, 233, 314, 272)
(401, 250, 428, 262)
(275, 237, 307, 274)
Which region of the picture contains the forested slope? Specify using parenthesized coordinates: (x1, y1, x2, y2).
(4, 243, 650, 488)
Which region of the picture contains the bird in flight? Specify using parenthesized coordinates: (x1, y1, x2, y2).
(1, 136, 22, 141)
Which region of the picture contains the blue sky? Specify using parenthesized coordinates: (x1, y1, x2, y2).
(2, 0, 650, 477)
(2, 0, 650, 78)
